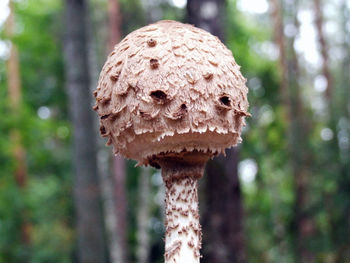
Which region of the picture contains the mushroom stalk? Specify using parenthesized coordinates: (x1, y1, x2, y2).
(157, 153, 208, 263)
(163, 176, 201, 262)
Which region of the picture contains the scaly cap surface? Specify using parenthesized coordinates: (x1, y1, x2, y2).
(93, 20, 249, 165)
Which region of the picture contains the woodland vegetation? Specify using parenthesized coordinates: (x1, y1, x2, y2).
(0, 0, 349, 262)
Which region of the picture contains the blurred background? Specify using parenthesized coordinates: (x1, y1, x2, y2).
(0, 0, 349, 262)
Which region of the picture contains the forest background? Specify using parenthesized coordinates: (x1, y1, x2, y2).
(0, 0, 349, 262)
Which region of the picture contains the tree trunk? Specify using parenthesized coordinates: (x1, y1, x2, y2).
(63, 0, 106, 262)
(289, 4, 315, 263)
(108, 0, 122, 51)
(204, 149, 245, 263)
(340, 0, 350, 118)
(107, 0, 129, 261)
(270, 0, 289, 106)
(86, 0, 126, 262)
(314, 0, 332, 101)
(136, 167, 151, 263)
(187, 1, 246, 262)
(112, 155, 128, 261)
(5, 0, 30, 247)
(186, 0, 225, 41)
(98, 150, 124, 263)
(270, 1, 314, 261)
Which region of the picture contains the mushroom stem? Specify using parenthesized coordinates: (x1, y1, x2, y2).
(163, 176, 201, 262)
(157, 153, 209, 263)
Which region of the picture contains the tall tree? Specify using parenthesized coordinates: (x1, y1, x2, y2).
(270, 0, 314, 261)
(270, 0, 289, 106)
(63, 0, 106, 262)
(108, 0, 122, 52)
(205, 149, 246, 263)
(341, 0, 350, 119)
(112, 155, 128, 262)
(107, 0, 129, 261)
(97, 150, 124, 263)
(136, 167, 151, 263)
(318, 1, 350, 260)
(86, 0, 124, 262)
(314, 0, 332, 102)
(5, 0, 30, 248)
(288, 3, 315, 262)
(187, 1, 246, 262)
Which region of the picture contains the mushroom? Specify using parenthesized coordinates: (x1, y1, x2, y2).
(93, 20, 249, 263)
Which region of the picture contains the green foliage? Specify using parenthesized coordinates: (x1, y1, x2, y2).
(0, 0, 349, 262)
(0, 0, 73, 262)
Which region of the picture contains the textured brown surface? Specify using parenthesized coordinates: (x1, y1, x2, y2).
(93, 20, 249, 165)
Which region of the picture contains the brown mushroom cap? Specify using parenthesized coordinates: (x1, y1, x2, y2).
(93, 20, 249, 166)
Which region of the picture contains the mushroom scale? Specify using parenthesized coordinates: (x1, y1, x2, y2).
(93, 20, 249, 166)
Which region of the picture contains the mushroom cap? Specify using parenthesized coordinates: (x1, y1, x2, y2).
(93, 20, 249, 166)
